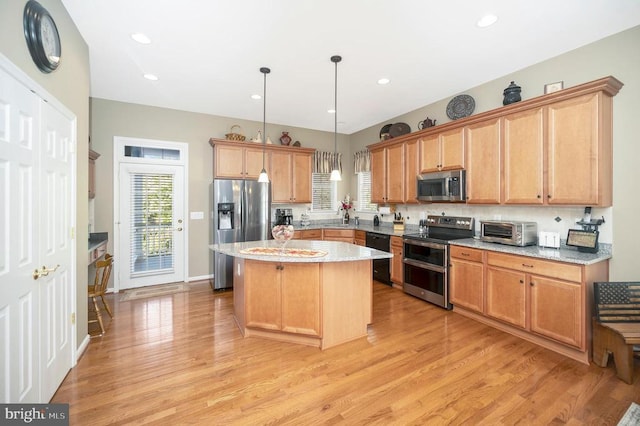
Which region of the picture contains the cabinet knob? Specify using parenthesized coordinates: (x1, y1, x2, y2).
(537, 195, 541, 199)
(519, 279, 524, 284)
(530, 282, 534, 286)
(547, 194, 551, 199)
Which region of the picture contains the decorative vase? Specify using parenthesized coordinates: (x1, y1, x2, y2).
(503, 81, 522, 105)
(280, 131, 292, 146)
(342, 211, 349, 225)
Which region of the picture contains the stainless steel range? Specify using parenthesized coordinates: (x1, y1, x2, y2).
(403, 215, 474, 309)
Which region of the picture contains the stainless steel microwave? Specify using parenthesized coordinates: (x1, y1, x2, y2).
(416, 170, 466, 202)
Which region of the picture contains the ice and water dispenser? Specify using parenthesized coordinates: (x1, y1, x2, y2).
(217, 202, 235, 230)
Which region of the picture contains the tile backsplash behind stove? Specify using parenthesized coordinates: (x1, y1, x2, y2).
(277, 203, 612, 244)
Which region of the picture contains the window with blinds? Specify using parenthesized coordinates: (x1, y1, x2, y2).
(130, 173, 175, 275)
(357, 172, 377, 212)
(311, 173, 336, 211)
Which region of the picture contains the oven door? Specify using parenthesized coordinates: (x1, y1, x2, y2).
(403, 240, 450, 309)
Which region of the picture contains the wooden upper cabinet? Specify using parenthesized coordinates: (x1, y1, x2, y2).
(503, 108, 545, 204)
(404, 139, 419, 204)
(214, 143, 268, 179)
(465, 118, 501, 204)
(271, 151, 312, 203)
(371, 143, 404, 204)
(419, 128, 464, 173)
(547, 92, 611, 206)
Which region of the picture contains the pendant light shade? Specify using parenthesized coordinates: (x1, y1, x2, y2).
(258, 66, 270, 183)
(330, 55, 342, 181)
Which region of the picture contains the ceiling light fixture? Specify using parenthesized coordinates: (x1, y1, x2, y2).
(378, 78, 390, 85)
(330, 55, 342, 182)
(477, 14, 498, 28)
(131, 33, 151, 44)
(143, 73, 158, 81)
(258, 67, 270, 183)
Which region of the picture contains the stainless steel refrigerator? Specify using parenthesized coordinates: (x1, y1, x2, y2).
(212, 179, 271, 289)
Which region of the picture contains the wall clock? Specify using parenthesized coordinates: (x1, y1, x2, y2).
(23, 0, 61, 73)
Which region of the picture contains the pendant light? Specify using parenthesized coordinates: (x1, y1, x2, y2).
(329, 55, 342, 181)
(257, 66, 270, 183)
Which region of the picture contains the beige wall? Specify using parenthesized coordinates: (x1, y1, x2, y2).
(350, 25, 640, 281)
(90, 99, 351, 279)
(0, 1, 90, 346)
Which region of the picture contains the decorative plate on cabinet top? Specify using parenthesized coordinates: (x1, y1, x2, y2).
(388, 122, 411, 138)
(446, 94, 475, 120)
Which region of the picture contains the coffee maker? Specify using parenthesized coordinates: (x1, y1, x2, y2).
(275, 208, 293, 225)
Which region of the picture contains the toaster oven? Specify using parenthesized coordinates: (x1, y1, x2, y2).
(480, 220, 538, 246)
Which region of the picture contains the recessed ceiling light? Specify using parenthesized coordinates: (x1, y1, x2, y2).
(378, 78, 390, 85)
(251, 94, 262, 100)
(131, 33, 151, 44)
(328, 109, 336, 114)
(477, 14, 498, 28)
(143, 73, 158, 81)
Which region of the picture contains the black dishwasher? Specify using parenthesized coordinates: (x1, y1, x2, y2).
(366, 232, 391, 285)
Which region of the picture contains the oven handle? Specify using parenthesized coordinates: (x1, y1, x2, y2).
(403, 258, 445, 273)
(403, 239, 446, 250)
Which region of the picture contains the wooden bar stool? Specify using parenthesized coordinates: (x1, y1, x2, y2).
(88, 254, 114, 336)
(592, 282, 640, 384)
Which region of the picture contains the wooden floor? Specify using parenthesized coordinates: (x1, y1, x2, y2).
(53, 281, 640, 425)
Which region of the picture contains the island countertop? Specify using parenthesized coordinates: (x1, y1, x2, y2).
(210, 240, 393, 263)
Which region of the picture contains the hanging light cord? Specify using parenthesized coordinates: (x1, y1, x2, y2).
(331, 55, 341, 170)
(260, 67, 270, 171)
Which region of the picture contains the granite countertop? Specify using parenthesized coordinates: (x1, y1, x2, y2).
(450, 238, 612, 265)
(88, 232, 108, 252)
(210, 240, 393, 263)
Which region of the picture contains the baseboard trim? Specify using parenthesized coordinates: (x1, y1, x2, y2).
(76, 334, 91, 361)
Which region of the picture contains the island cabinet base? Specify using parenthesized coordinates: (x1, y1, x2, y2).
(233, 258, 373, 350)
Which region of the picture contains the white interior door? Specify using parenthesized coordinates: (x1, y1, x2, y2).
(0, 59, 75, 403)
(118, 163, 185, 289)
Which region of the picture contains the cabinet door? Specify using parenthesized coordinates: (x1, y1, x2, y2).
(404, 139, 419, 204)
(419, 135, 440, 173)
(503, 108, 544, 204)
(215, 145, 245, 178)
(390, 237, 403, 285)
(486, 266, 526, 329)
(291, 152, 312, 203)
(385, 144, 405, 203)
(450, 257, 484, 313)
(465, 118, 501, 204)
(529, 275, 583, 349)
(245, 146, 268, 179)
(281, 263, 321, 336)
(370, 148, 386, 203)
(547, 93, 602, 205)
(270, 151, 293, 203)
(245, 262, 281, 330)
(440, 128, 465, 171)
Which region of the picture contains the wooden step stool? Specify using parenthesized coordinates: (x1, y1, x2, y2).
(592, 282, 640, 384)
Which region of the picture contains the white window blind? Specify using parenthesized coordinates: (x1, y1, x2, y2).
(357, 172, 377, 212)
(130, 173, 175, 275)
(312, 173, 336, 211)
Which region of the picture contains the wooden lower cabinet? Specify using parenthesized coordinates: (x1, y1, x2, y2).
(322, 229, 354, 243)
(449, 246, 484, 313)
(390, 236, 403, 287)
(354, 230, 366, 246)
(293, 229, 322, 240)
(244, 261, 320, 336)
(450, 246, 608, 364)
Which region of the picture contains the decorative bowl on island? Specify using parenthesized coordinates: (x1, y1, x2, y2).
(272, 224, 294, 253)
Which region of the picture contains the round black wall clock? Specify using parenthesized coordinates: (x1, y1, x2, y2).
(23, 0, 62, 73)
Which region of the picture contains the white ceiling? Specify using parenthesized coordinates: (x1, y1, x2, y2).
(61, 0, 640, 135)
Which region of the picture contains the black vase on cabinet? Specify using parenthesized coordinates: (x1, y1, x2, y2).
(503, 81, 522, 105)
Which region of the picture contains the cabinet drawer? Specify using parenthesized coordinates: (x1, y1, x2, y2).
(323, 229, 354, 238)
(295, 229, 322, 240)
(355, 230, 366, 240)
(487, 252, 582, 282)
(450, 246, 483, 263)
(390, 236, 403, 248)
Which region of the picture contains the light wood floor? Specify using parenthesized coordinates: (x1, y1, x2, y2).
(53, 281, 640, 425)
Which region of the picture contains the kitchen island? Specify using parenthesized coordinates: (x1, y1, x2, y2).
(210, 240, 393, 349)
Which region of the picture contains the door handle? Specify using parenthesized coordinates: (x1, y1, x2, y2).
(33, 264, 60, 280)
(175, 227, 183, 231)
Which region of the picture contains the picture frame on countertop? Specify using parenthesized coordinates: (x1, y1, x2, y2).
(544, 81, 564, 94)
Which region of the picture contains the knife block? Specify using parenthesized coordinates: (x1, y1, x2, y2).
(393, 220, 405, 231)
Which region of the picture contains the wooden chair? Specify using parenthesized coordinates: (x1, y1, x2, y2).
(592, 281, 640, 384)
(88, 254, 114, 336)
